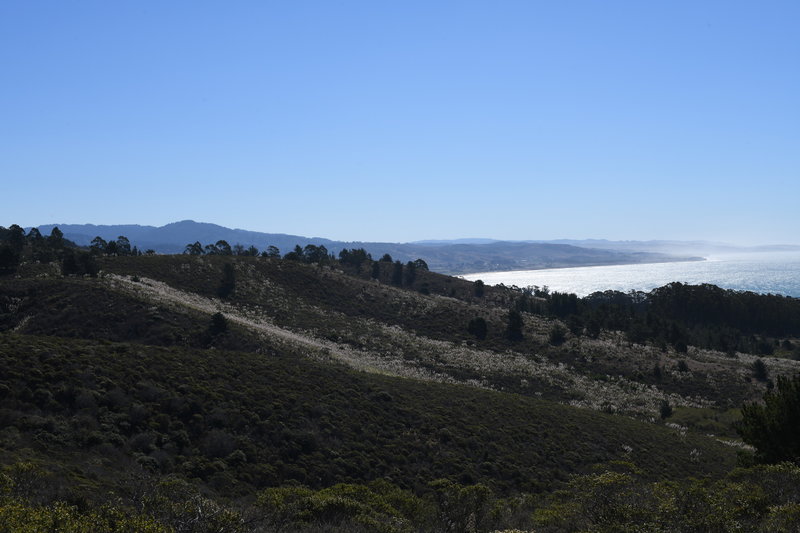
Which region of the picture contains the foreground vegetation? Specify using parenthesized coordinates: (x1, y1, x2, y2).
(2, 225, 800, 531)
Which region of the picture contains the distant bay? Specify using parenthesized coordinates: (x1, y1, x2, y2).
(461, 252, 800, 298)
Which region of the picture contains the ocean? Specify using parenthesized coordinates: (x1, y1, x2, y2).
(461, 252, 800, 298)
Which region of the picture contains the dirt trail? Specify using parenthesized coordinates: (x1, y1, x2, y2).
(103, 274, 465, 385)
(103, 274, 714, 418)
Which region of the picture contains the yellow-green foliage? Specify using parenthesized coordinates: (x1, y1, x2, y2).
(257, 481, 431, 532)
(0, 501, 170, 533)
(532, 462, 800, 533)
(669, 406, 742, 437)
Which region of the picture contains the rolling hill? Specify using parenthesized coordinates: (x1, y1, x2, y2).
(1, 229, 799, 531)
(30, 220, 702, 274)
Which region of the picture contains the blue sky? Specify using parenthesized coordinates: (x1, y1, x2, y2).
(2, 1, 798, 244)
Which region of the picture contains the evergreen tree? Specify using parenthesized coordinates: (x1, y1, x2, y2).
(738, 375, 800, 463)
(549, 324, 567, 345)
(218, 263, 236, 298)
(391, 260, 404, 286)
(26, 227, 43, 245)
(404, 261, 417, 285)
(507, 310, 524, 341)
(7, 224, 25, 253)
(467, 317, 488, 340)
(0, 245, 19, 275)
(284, 245, 303, 261)
(208, 312, 228, 336)
(753, 359, 769, 381)
(48, 227, 64, 250)
(473, 280, 485, 298)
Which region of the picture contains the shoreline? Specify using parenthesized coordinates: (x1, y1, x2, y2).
(453, 256, 706, 278)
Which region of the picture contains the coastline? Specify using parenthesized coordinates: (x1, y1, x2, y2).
(449, 255, 705, 278)
(458, 253, 800, 298)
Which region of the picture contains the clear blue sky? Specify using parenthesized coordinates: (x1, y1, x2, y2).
(2, 1, 798, 244)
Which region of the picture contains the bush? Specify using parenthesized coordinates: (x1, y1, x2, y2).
(467, 317, 487, 340)
(549, 324, 567, 346)
(506, 310, 523, 341)
(659, 400, 673, 419)
(208, 313, 228, 337)
(752, 359, 769, 381)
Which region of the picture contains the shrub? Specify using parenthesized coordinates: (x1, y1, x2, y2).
(467, 317, 487, 340)
(549, 324, 567, 346)
(752, 359, 769, 381)
(659, 400, 673, 419)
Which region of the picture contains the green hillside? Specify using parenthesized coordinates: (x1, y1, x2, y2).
(1, 230, 800, 531)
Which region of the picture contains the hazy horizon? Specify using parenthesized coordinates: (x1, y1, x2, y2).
(3, 2, 798, 244)
(10, 219, 800, 249)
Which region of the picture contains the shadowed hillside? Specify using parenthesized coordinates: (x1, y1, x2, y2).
(1, 227, 800, 531)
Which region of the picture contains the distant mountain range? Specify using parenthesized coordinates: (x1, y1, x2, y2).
(460, 239, 800, 256)
(29, 220, 716, 275)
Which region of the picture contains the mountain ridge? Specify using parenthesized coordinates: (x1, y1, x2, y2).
(28, 220, 703, 275)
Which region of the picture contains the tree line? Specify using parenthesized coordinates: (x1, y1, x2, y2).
(182, 240, 430, 288)
(497, 281, 800, 356)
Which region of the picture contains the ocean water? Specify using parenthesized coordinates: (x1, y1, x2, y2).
(461, 252, 800, 298)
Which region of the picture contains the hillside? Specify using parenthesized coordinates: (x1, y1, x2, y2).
(30, 220, 701, 274)
(2, 233, 800, 530)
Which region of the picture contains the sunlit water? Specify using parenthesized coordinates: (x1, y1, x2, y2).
(461, 252, 800, 297)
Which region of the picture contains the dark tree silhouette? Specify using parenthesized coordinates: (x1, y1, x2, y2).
(48, 227, 64, 250)
(391, 260, 404, 286)
(404, 261, 417, 285)
(467, 317, 488, 340)
(209, 312, 228, 336)
(0, 245, 19, 275)
(115, 236, 132, 256)
(507, 310, 524, 341)
(412, 258, 429, 271)
(738, 375, 800, 463)
(90, 236, 108, 255)
(752, 359, 769, 381)
(7, 224, 25, 253)
(215, 240, 232, 256)
(262, 245, 281, 258)
(185, 241, 204, 255)
(218, 263, 236, 298)
(473, 280, 485, 298)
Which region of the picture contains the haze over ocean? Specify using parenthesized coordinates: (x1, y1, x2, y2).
(463, 252, 800, 298)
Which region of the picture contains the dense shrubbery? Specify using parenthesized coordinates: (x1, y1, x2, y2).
(518, 282, 800, 356)
(4, 227, 800, 531)
(738, 374, 800, 464)
(532, 462, 800, 532)
(4, 458, 800, 532)
(0, 333, 735, 501)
